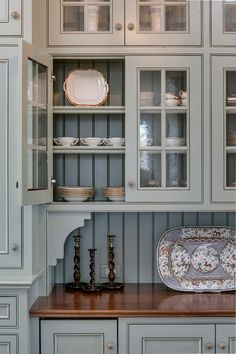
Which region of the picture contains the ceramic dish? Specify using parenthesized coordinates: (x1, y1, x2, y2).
(63, 69, 109, 106)
(157, 226, 236, 292)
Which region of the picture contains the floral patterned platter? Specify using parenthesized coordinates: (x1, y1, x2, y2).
(156, 227, 236, 292)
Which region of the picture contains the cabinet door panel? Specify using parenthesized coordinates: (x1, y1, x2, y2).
(0, 0, 21, 36)
(0, 48, 21, 268)
(212, 0, 236, 46)
(41, 319, 117, 354)
(129, 324, 215, 354)
(212, 56, 236, 203)
(216, 324, 236, 354)
(21, 40, 53, 205)
(48, 0, 124, 46)
(126, 0, 202, 45)
(126, 56, 202, 203)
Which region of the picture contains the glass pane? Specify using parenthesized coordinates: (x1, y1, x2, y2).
(139, 6, 161, 32)
(140, 113, 161, 146)
(165, 5, 187, 31)
(140, 71, 161, 106)
(166, 70, 187, 106)
(166, 152, 187, 187)
(28, 60, 37, 102)
(28, 150, 47, 190)
(140, 152, 162, 187)
(224, 4, 236, 32)
(166, 113, 187, 146)
(226, 114, 236, 146)
(27, 105, 37, 145)
(226, 153, 236, 187)
(63, 6, 84, 31)
(226, 71, 236, 106)
(88, 5, 110, 32)
(63, 0, 84, 2)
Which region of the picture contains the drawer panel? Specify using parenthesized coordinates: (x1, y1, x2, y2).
(0, 296, 17, 327)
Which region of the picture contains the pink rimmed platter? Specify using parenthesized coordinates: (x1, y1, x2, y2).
(157, 226, 236, 292)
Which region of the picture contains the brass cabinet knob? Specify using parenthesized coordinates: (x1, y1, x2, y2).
(107, 342, 114, 350)
(11, 244, 19, 252)
(115, 23, 122, 31)
(11, 11, 20, 19)
(205, 343, 214, 350)
(218, 342, 226, 350)
(127, 23, 135, 31)
(127, 180, 135, 188)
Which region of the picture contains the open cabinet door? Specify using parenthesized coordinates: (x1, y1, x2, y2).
(20, 40, 53, 205)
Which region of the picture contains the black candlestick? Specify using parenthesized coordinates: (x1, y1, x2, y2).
(103, 235, 124, 290)
(65, 235, 86, 290)
(82, 248, 103, 292)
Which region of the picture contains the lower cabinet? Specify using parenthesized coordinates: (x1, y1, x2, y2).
(41, 319, 117, 354)
(0, 334, 17, 354)
(118, 319, 236, 354)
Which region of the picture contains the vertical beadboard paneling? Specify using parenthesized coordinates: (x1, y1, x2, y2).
(124, 213, 139, 283)
(94, 213, 108, 282)
(139, 213, 154, 283)
(229, 212, 236, 227)
(62, 212, 235, 284)
(153, 213, 168, 283)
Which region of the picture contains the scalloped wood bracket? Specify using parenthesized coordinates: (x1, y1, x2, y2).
(47, 211, 91, 267)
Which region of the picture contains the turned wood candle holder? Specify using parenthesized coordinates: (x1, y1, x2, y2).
(103, 235, 124, 290)
(81, 248, 103, 293)
(65, 235, 86, 290)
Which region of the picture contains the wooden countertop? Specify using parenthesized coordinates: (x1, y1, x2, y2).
(30, 284, 236, 318)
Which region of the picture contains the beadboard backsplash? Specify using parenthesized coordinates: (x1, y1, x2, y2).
(55, 212, 235, 284)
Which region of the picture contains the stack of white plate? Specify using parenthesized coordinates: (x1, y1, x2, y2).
(227, 132, 236, 146)
(55, 186, 95, 202)
(226, 96, 236, 106)
(166, 137, 186, 146)
(102, 187, 125, 202)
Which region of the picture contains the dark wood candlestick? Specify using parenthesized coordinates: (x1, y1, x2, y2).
(103, 235, 124, 290)
(82, 248, 103, 293)
(65, 235, 86, 290)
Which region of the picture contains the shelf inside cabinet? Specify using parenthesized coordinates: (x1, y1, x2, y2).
(53, 146, 125, 154)
(53, 106, 125, 115)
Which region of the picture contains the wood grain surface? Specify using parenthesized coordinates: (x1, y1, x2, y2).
(30, 283, 236, 318)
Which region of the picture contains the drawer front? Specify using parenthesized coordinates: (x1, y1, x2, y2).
(0, 297, 17, 327)
(0, 334, 17, 354)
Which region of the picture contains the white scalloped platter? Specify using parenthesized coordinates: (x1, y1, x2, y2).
(63, 69, 109, 106)
(157, 226, 236, 292)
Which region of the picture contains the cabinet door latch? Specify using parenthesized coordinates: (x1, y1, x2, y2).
(51, 177, 56, 186)
(51, 74, 56, 81)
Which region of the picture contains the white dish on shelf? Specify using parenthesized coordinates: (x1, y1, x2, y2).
(53, 137, 79, 146)
(107, 196, 125, 202)
(80, 137, 104, 146)
(63, 69, 109, 106)
(166, 137, 186, 146)
(63, 196, 90, 202)
(104, 137, 125, 146)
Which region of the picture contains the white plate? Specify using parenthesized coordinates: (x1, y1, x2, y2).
(63, 69, 109, 106)
(63, 196, 89, 202)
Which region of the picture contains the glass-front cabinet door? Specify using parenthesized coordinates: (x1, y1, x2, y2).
(126, 56, 201, 203)
(21, 41, 53, 205)
(125, 0, 202, 45)
(0, 0, 21, 36)
(212, 0, 236, 45)
(48, 0, 124, 46)
(212, 56, 236, 203)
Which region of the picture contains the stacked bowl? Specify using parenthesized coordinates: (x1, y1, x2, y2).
(102, 187, 125, 202)
(55, 186, 95, 202)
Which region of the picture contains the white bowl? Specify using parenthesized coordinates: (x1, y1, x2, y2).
(54, 137, 79, 146)
(80, 137, 104, 146)
(104, 137, 125, 146)
(165, 99, 179, 107)
(63, 196, 89, 202)
(107, 196, 125, 202)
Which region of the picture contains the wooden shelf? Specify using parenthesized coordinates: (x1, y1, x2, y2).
(30, 283, 236, 318)
(53, 106, 125, 115)
(53, 146, 125, 154)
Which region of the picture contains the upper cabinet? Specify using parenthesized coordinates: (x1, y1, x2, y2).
(125, 55, 202, 203)
(212, 56, 236, 203)
(0, 0, 22, 36)
(20, 41, 53, 205)
(48, 0, 202, 46)
(211, 0, 236, 46)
